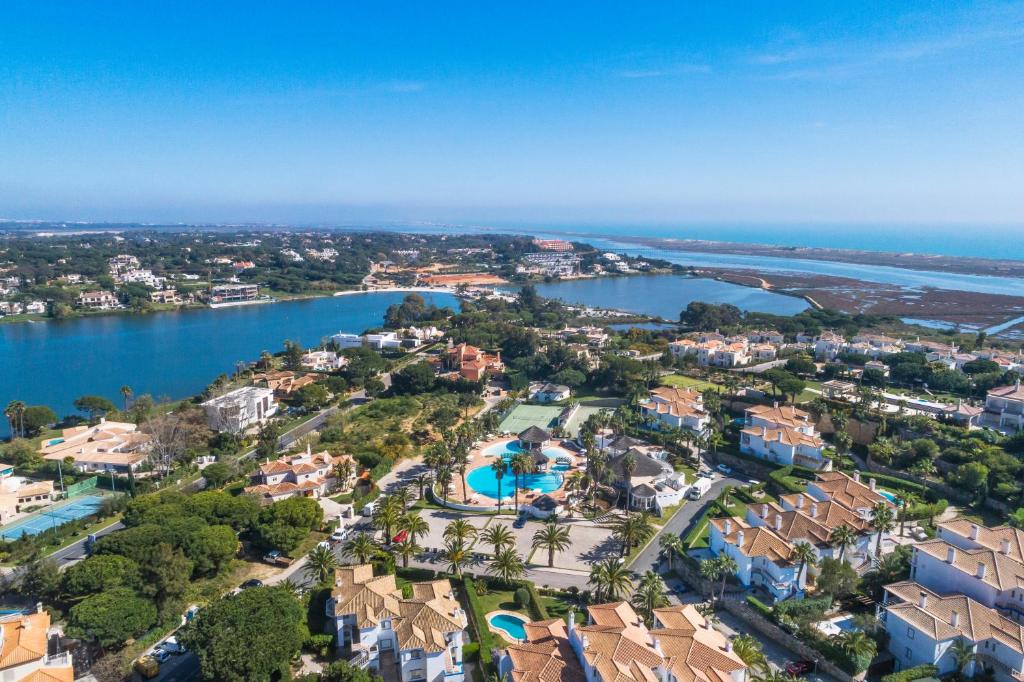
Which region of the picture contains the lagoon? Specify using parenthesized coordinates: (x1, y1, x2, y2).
(530, 275, 809, 319)
(0, 291, 458, 436)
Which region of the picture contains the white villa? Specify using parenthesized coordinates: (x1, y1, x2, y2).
(608, 447, 689, 514)
(740, 404, 828, 469)
(529, 382, 572, 403)
(882, 581, 1024, 682)
(302, 350, 347, 371)
(201, 386, 277, 433)
(0, 608, 73, 682)
(244, 447, 354, 504)
(38, 419, 150, 473)
(639, 386, 710, 434)
(985, 382, 1024, 431)
(327, 565, 467, 682)
(499, 601, 748, 682)
(708, 517, 804, 602)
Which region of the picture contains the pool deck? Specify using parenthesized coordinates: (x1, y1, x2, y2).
(443, 437, 583, 508)
(485, 609, 530, 644)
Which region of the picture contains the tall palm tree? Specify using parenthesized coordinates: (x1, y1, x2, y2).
(487, 546, 526, 584)
(480, 524, 515, 554)
(620, 453, 636, 509)
(659, 534, 684, 571)
(588, 558, 634, 602)
(731, 634, 768, 674)
(949, 639, 977, 678)
(443, 518, 478, 545)
(716, 554, 738, 601)
(120, 385, 133, 411)
(631, 571, 669, 626)
(399, 512, 430, 546)
(373, 495, 405, 543)
(613, 513, 655, 557)
(491, 458, 506, 512)
(396, 537, 421, 568)
(510, 453, 533, 512)
(869, 502, 896, 558)
(305, 544, 338, 584)
(343, 532, 379, 564)
(4, 400, 25, 438)
(454, 447, 471, 503)
(830, 524, 858, 563)
(443, 539, 470, 577)
(791, 541, 817, 591)
(437, 465, 454, 507)
(413, 472, 432, 500)
(832, 630, 877, 668)
(700, 557, 723, 605)
(532, 521, 572, 568)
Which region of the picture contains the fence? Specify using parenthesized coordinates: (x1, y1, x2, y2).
(65, 476, 99, 498)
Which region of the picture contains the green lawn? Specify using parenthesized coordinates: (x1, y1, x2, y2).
(660, 374, 724, 392)
(539, 594, 576, 622)
(475, 586, 527, 617)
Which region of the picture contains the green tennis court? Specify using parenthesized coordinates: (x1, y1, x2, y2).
(498, 404, 562, 434)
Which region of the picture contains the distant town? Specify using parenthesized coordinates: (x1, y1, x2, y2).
(2, 228, 1024, 682)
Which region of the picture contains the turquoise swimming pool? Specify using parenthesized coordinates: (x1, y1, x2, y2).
(466, 441, 571, 499)
(489, 612, 528, 640)
(879, 490, 898, 503)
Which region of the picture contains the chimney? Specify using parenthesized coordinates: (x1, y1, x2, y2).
(951, 610, 960, 627)
(869, 478, 877, 491)
(568, 610, 575, 631)
(810, 503, 818, 517)
(761, 504, 769, 519)
(796, 496, 804, 509)
(1001, 539, 1011, 555)
(581, 634, 590, 649)
(918, 592, 928, 608)
(724, 519, 732, 535)
(774, 514, 782, 531)
(947, 547, 957, 563)
(977, 562, 987, 579)
(853, 471, 861, 483)
(725, 640, 734, 653)
(737, 531, 746, 547)
(35, 602, 43, 614)
(653, 637, 663, 656)
(99, 416, 106, 424)
(970, 524, 980, 540)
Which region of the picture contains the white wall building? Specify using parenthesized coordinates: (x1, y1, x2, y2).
(201, 386, 277, 433)
(740, 404, 828, 469)
(708, 517, 804, 602)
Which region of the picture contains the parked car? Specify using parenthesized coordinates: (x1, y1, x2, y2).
(513, 515, 527, 529)
(240, 578, 264, 590)
(331, 527, 349, 543)
(786, 660, 815, 676)
(716, 464, 733, 475)
(263, 550, 282, 563)
(393, 530, 408, 544)
(133, 656, 160, 679)
(157, 636, 185, 655)
(153, 649, 171, 664)
(912, 527, 929, 541)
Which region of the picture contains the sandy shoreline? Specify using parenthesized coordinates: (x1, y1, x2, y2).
(333, 286, 459, 297)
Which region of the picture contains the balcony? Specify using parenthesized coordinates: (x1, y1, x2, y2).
(45, 652, 71, 668)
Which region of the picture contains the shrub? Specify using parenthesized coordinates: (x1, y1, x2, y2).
(526, 584, 548, 620)
(882, 664, 939, 682)
(746, 595, 772, 618)
(462, 577, 495, 674)
(514, 587, 531, 608)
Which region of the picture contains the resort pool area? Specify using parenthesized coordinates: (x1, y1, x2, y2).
(817, 614, 861, 637)
(488, 612, 528, 641)
(466, 441, 572, 499)
(879, 490, 898, 504)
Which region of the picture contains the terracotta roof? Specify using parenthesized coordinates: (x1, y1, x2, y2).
(741, 425, 823, 449)
(777, 494, 869, 531)
(812, 472, 891, 510)
(745, 404, 811, 428)
(709, 517, 793, 563)
(0, 611, 49, 671)
(649, 386, 702, 404)
(17, 668, 74, 682)
(915, 539, 1024, 591)
(884, 581, 1024, 653)
(939, 520, 1024, 562)
(988, 383, 1024, 402)
(747, 507, 832, 547)
(640, 399, 707, 420)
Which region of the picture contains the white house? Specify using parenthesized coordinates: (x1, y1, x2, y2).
(38, 419, 150, 473)
(201, 386, 277, 433)
(776, 492, 877, 564)
(327, 565, 467, 682)
(882, 581, 1024, 682)
(244, 447, 354, 503)
(331, 332, 364, 349)
(639, 386, 709, 434)
(740, 404, 829, 469)
(985, 382, 1024, 431)
(364, 332, 402, 350)
(302, 350, 347, 372)
(814, 332, 845, 360)
(0, 608, 73, 682)
(805, 471, 894, 518)
(708, 517, 804, 602)
(530, 382, 572, 403)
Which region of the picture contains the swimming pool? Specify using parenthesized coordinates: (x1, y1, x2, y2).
(879, 490, 898, 503)
(488, 612, 528, 641)
(466, 442, 570, 499)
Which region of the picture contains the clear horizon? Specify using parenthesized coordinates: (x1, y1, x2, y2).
(1, 2, 1022, 225)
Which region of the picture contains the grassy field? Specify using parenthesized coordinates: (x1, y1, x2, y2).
(475, 585, 526, 617)
(660, 374, 724, 392)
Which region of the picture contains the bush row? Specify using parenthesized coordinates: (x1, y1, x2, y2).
(881, 664, 939, 682)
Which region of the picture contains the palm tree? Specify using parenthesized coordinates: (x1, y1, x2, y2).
(343, 532, 379, 564)
(659, 534, 684, 571)
(830, 524, 857, 563)
(120, 385, 133, 411)
(487, 547, 526, 584)
(437, 465, 454, 506)
(869, 502, 896, 558)
(443, 518, 478, 545)
(716, 554, 738, 601)
(731, 633, 768, 673)
(453, 447, 470, 503)
(443, 539, 470, 577)
(832, 630, 877, 668)
(480, 524, 515, 554)
(4, 400, 25, 438)
(631, 571, 669, 626)
(700, 557, 723, 605)
(532, 521, 572, 568)
(399, 512, 430, 546)
(373, 495, 405, 543)
(613, 513, 654, 557)
(396, 537, 421, 568)
(791, 541, 817, 591)
(491, 458, 506, 512)
(588, 558, 634, 602)
(753, 671, 802, 682)
(949, 639, 977, 679)
(333, 459, 355, 492)
(620, 453, 636, 508)
(305, 544, 338, 584)
(510, 453, 533, 512)
(413, 472, 432, 500)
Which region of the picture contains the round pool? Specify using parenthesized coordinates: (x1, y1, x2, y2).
(466, 441, 570, 499)
(488, 612, 528, 641)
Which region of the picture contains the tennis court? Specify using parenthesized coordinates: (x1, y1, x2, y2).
(498, 404, 563, 434)
(0, 495, 105, 541)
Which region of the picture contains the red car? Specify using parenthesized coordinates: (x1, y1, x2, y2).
(392, 530, 408, 544)
(785, 661, 814, 676)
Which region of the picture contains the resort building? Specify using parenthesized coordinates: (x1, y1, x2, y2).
(201, 386, 277, 433)
(740, 404, 828, 469)
(209, 283, 259, 304)
(76, 290, 119, 310)
(301, 350, 347, 371)
(502, 600, 748, 682)
(364, 332, 402, 350)
(639, 386, 709, 434)
(985, 382, 1024, 431)
(814, 332, 846, 360)
(39, 419, 150, 473)
(608, 448, 688, 514)
(331, 332, 364, 349)
(244, 447, 354, 503)
(708, 516, 804, 601)
(776, 493, 876, 562)
(0, 465, 55, 523)
(327, 564, 467, 682)
(437, 343, 504, 381)
(881, 581, 1024, 682)
(529, 382, 572, 403)
(0, 607, 73, 682)
(910, 531, 1024, 623)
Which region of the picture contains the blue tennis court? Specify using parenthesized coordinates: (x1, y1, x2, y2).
(0, 495, 105, 541)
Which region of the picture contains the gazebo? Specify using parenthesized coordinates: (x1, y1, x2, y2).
(530, 449, 550, 472)
(518, 425, 551, 451)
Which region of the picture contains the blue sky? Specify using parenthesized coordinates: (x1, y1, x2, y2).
(0, 1, 1021, 225)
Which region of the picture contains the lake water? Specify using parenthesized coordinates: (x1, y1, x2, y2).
(530, 275, 809, 320)
(0, 291, 457, 436)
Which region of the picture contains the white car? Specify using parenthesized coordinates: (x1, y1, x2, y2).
(716, 464, 733, 475)
(331, 527, 349, 542)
